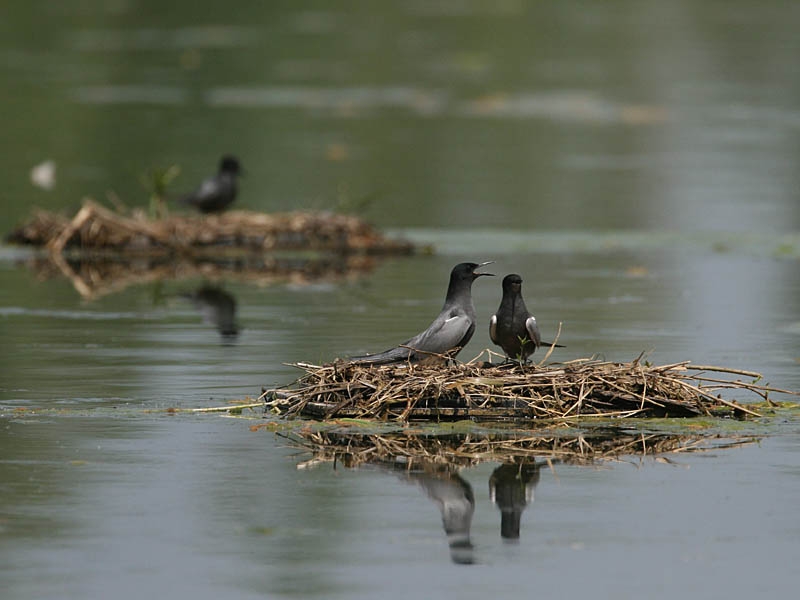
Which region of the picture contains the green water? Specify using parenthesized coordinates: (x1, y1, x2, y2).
(1, 1, 800, 598)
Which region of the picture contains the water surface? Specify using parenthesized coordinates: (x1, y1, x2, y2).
(1, 1, 800, 598)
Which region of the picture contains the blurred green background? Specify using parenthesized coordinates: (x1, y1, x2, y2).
(2, 0, 798, 234)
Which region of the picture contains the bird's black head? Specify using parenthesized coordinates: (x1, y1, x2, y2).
(502, 273, 523, 294)
(451, 261, 494, 283)
(218, 155, 242, 175)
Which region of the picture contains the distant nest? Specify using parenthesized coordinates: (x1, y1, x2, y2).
(262, 353, 794, 422)
(7, 199, 414, 255)
(285, 429, 760, 469)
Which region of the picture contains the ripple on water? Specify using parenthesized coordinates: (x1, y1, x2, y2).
(70, 85, 187, 105)
(0, 307, 161, 320)
(66, 26, 262, 51)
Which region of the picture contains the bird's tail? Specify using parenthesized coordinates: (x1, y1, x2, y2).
(541, 341, 565, 348)
(347, 346, 415, 365)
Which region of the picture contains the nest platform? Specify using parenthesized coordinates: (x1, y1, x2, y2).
(7, 199, 414, 255)
(262, 354, 795, 422)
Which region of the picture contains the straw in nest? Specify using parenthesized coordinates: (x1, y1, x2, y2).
(262, 351, 796, 422)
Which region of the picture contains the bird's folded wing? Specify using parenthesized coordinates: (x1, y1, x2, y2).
(194, 178, 218, 200)
(413, 313, 472, 355)
(525, 316, 542, 347)
(489, 314, 498, 345)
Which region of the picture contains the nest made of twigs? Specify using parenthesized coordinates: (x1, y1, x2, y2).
(7, 199, 414, 255)
(262, 353, 794, 422)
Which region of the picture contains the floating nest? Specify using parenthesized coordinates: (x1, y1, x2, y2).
(6, 199, 414, 255)
(262, 353, 797, 422)
(283, 428, 760, 469)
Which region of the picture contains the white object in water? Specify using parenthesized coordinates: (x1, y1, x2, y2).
(30, 159, 57, 190)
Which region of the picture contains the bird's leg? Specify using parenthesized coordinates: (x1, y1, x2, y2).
(444, 346, 462, 367)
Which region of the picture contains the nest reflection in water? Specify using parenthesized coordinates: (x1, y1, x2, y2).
(9, 199, 413, 299)
(283, 426, 759, 470)
(279, 426, 758, 563)
(23, 251, 381, 300)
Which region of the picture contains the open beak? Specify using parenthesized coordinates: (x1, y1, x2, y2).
(474, 260, 495, 278)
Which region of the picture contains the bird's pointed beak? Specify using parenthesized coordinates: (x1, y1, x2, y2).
(474, 261, 495, 278)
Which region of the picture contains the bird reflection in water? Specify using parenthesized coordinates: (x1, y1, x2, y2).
(182, 285, 239, 344)
(407, 467, 475, 565)
(291, 432, 548, 563)
(489, 462, 540, 541)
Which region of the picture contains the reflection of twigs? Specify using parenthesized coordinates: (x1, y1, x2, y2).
(281, 429, 761, 469)
(48, 249, 94, 299)
(31, 253, 381, 302)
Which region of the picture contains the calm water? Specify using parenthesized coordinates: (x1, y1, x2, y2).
(2, 1, 800, 598)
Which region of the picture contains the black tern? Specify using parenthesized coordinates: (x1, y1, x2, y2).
(490, 273, 562, 362)
(180, 155, 242, 213)
(349, 261, 494, 365)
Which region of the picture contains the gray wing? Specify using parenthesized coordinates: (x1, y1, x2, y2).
(350, 308, 473, 364)
(410, 312, 473, 356)
(525, 316, 541, 348)
(194, 177, 220, 201)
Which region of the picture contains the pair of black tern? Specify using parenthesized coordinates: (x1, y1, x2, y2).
(349, 262, 560, 365)
(180, 155, 243, 214)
